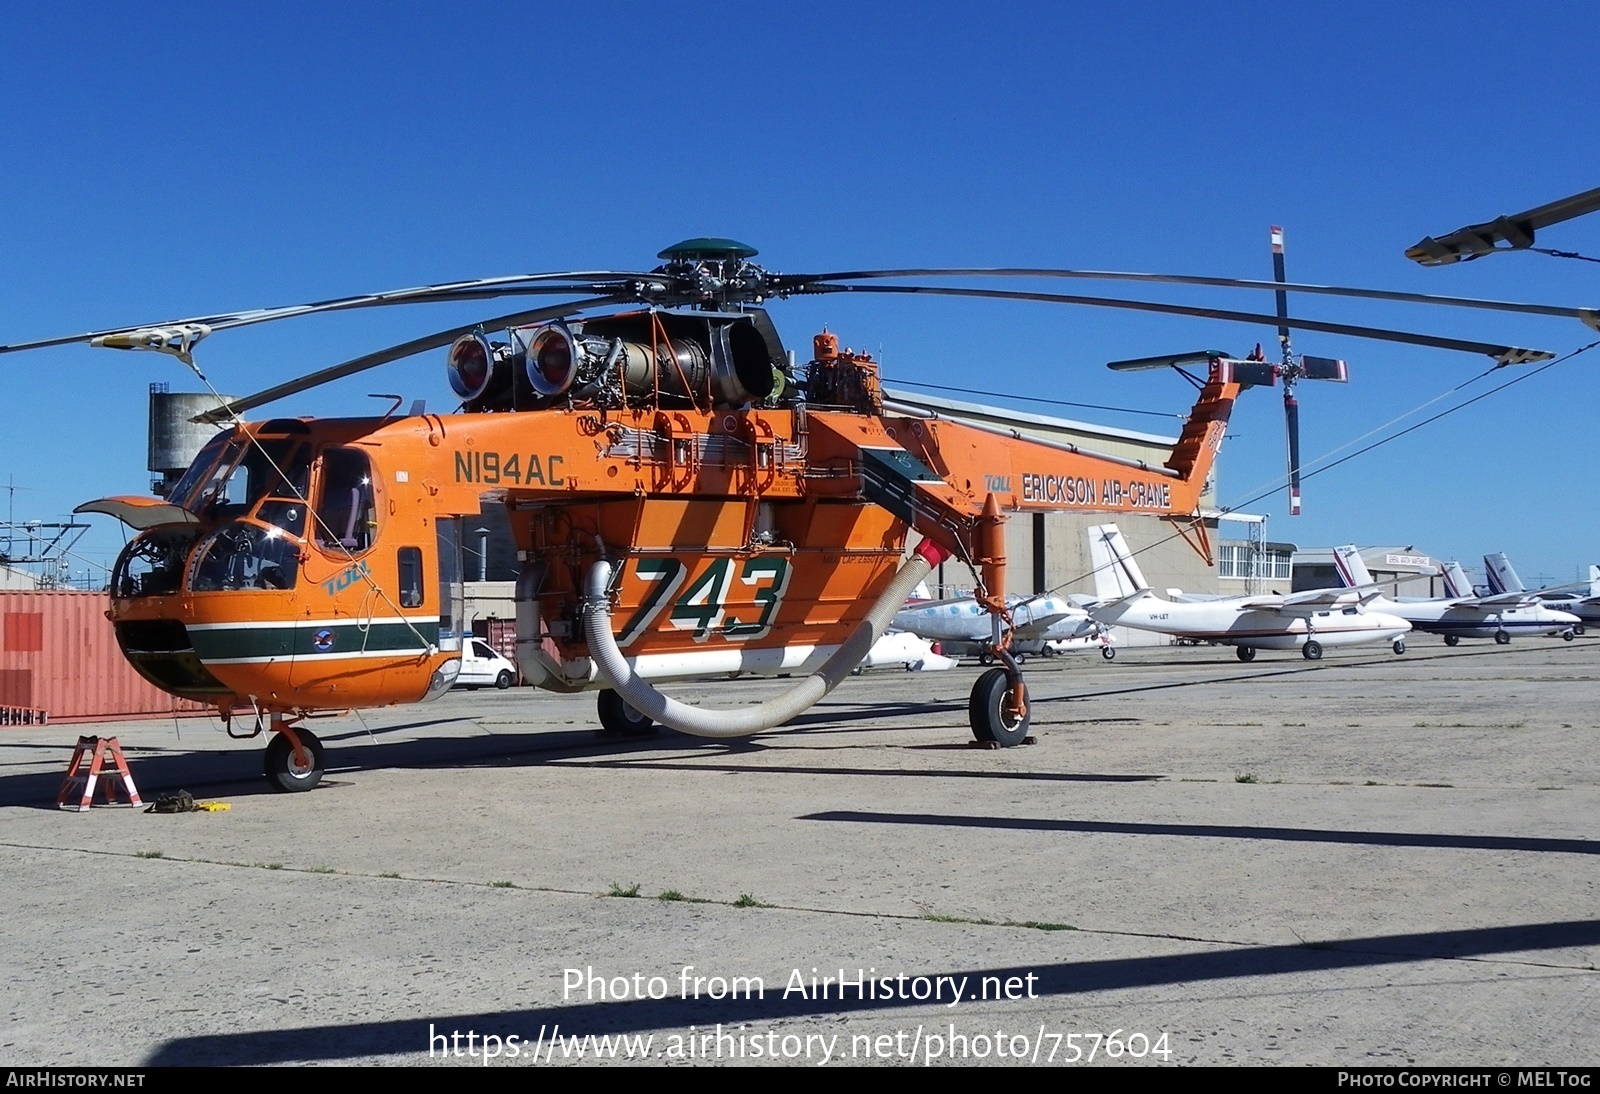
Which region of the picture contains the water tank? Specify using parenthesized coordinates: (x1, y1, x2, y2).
(147, 384, 233, 496)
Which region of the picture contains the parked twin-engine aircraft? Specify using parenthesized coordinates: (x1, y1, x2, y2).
(1523, 565, 1600, 634)
(891, 589, 1116, 661)
(1087, 524, 1411, 661)
(1481, 553, 1594, 636)
(1330, 547, 1579, 645)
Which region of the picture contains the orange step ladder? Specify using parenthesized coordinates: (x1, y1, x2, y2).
(57, 736, 143, 811)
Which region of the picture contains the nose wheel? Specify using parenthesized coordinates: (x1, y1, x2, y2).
(969, 667, 1032, 747)
(1392, 639, 1406, 655)
(264, 726, 325, 793)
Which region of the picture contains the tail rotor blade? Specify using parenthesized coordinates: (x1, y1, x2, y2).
(1272, 225, 1291, 355)
(1284, 390, 1303, 517)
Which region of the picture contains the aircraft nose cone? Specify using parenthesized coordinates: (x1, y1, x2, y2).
(1370, 612, 1412, 635)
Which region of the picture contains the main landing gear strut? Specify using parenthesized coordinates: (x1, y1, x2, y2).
(968, 648, 1032, 748)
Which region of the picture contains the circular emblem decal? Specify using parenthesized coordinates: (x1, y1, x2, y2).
(313, 629, 335, 652)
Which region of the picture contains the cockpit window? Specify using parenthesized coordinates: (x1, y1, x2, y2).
(174, 436, 311, 522)
(112, 528, 201, 599)
(313, 447, 378, 554)
(169, 433, 240, 512)
(189, 521, 300, 592)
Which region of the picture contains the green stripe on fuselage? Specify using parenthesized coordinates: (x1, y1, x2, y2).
(190, 620, 439, 662)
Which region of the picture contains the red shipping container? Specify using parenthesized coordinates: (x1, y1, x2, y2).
(0, 591, 215, 723)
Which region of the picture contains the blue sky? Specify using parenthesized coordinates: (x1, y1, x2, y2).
(3, 2, 1597, 586)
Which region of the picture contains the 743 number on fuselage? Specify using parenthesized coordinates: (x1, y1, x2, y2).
(615, 556, 792, 645)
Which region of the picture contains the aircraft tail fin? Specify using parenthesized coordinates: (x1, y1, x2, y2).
(1330, 545, 1374, 588)
(1441, 561, 1474, 599)
(1087, 524, 1150, 601)
(1483, 552, 1524, 595)
(1589, 565, 1600, 597)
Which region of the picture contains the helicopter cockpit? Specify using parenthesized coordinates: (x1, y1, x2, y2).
(109, 421, 382, 599)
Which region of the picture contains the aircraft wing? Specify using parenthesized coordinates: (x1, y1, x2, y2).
(1467, 591, 1539, 607)
(1011, 613, 1079, 639)
(1268, 587, 1375, 612)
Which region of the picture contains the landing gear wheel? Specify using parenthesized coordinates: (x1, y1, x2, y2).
(1236, 646, 1256, 663)
(1101, 645, 1116, 661)
(1575, 625, 1586, 637)
(1392, 639, 1406, 655)
(1444, 634, 1460, 647)
(968, 668, 1030, 747)
(597, 689, 656, 737)
(495, 669, 515, 689)
(1494, 630, 1511, 645)
(1302, 640, 1323, 661)
(1563, 629, 1576, 642)
(264, 730, 325, 793)
(978, 650, 994, 666)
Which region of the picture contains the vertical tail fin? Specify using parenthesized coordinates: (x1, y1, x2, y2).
(1330, 545, 1373, 588)
(1588, 565, 1600, 597)
(1087, 524, 1149, 600)
(1483, 552, 1523, 595)
(1441, 561, 1474, 599)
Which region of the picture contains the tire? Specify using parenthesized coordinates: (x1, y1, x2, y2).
(1392, 639, 1406, 655)
(264, 730, 325, 793)
(1575, 625, 1586, 637)
(1101, 646, 1116, 661)
(597, 688, 656, 736)
(495, 670, 514, 689)
(978, 650, 994, 666)
(1302, 640, 1323, 661)
(968, 667, 1030, 747)
(1444, 634, 1460, 647)
(1494, 630, 1511, 645)
(1236, 646, 1256, 663)
(1563, 629, 1575, 642)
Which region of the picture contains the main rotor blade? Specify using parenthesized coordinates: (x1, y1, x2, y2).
(0, 272, 665, 356)
(822, 284, 1554, 363)
(775, 267, 1594, 323)
(192, 295, 629, 423)
(1407, 185, 1600, 266)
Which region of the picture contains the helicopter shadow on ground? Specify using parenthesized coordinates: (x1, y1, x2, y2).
(0, 722, 736, 811)
(140, 917, 1600, 1065)
(796, 810, 1600, 857)
(1, 695, 1171, 808)
(547, 754, 1162, 785)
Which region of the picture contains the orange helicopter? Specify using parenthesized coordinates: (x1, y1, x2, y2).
(1, 238, 1561, 792)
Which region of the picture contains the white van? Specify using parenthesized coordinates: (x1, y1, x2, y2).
(454, 638, 519, 689)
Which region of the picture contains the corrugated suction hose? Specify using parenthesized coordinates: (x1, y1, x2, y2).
(582, 543, 945, 738)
